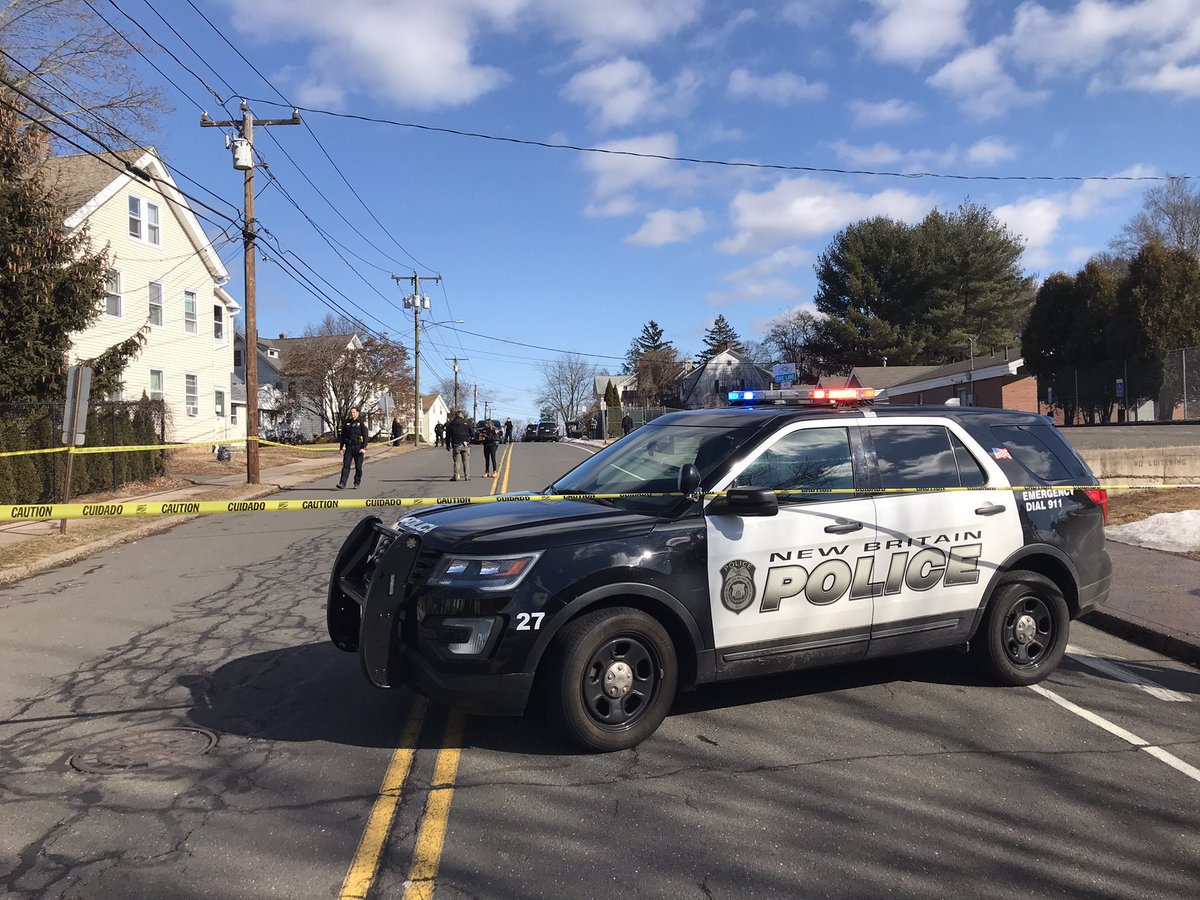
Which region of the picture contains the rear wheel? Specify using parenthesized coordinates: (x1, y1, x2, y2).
(541, 607, 677, 752)
(973, 571, 1069, 686)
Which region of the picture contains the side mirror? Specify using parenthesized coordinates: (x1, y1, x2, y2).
(677, 463, 701, 496)
(708, 485, 778, 517)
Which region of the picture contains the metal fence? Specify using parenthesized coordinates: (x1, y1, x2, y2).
(1038, 345, 1200, 424)
(0, 399, 167, 504)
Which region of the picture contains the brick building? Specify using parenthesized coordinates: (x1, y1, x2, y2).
(826, 351, 1037, 412)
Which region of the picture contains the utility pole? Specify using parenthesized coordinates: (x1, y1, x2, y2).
(473, 384, 478, 423)
(446, 356, 467, 413)
(393, 271, 442, 445)
(202, 101, 300, 483)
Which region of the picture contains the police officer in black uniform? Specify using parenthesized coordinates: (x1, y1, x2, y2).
(337, 406, 369, 489)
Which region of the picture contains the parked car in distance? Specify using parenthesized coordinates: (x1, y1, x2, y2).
(523, 423, 538, 442)
(536, 420, 560, 441)
(471, 419, 502, 444)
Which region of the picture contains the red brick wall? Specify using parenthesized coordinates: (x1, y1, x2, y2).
(889, 375, 1037, 411)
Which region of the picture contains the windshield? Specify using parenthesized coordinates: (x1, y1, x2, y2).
(551, 422, 761, 512)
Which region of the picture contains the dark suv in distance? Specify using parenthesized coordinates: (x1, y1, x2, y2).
(536, 420, 560, 442)
(522, 423, 538, 442)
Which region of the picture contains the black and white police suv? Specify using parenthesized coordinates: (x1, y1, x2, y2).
(328, 387, 1112, 751)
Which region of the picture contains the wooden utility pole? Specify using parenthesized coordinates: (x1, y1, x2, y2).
(392, 272, 442, 445)
(202, 101, 300, 483)
(446, 356, 467, 413)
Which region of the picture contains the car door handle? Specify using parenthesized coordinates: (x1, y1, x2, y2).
(975, 503, 1006, 516)
(824, 519, 863, 534)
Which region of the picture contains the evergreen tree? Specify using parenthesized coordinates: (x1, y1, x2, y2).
(28, 409, 60, 502)
(0, 90, 144, 401)
(813, 202, 1033, 368)
(604, 380, 622, 438)
(0, 432, 16, 504)
(699, 315, 744, 361)
(3, 418, 40, 502)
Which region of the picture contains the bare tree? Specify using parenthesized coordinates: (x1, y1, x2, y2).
(633, 346, 680, 406)
(1, 0, 166, 146)
(282, 314, 413, 433)
(536, 353, 597, 426)
(762, 308, 823, 382)
(1110, 176, 1200, 260)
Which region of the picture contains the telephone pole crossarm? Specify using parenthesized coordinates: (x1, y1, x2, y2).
(393, 272, 442, 446)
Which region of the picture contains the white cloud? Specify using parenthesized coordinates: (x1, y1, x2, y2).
(727, 68, 827, 104)
(691, 9, 757, 50)
(626, 208, 707, 246)
(583, 195, 638, 218)
(966, 137, 1017, 165)
(782, 0, 842, 29)
(228, 0, 520, 108)
(994, 165, 1156, 268)
(706, 279, 808, 306)
(851, 0, 970, 65)
(537, 0, 704, 54)
(719, 177, 934, 254)
(849, 98, 920, 127)
(562, 58, 698, 129)
(828, 140, 904, 167)
(721, 246, 811, 282)
(1129, 61, 1200, 96)
(581, 132, 691, 199)
(828, 140, 964, 170)
(928, 44, 1050, 118)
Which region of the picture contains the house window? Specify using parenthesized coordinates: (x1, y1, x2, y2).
(105, 270, 121, 317)
(185, 374, 199, 417)
(149, 369, 164, 402)
(231, 405, 238, 425)
(213, 305, 224, 341)
(147, 202, 160, 245)
(129, 196, 142, 238)
(215, 389, 226, 418)
(148, 281, 163, 326)
(184, 291, 197, 333)
(234, 349, 243, 367)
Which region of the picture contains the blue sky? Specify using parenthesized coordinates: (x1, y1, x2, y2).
(107, 0, 1200, 422)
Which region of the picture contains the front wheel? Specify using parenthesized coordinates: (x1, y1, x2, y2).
(973, 572, 1069, 686)
(541, 607, 677, 752)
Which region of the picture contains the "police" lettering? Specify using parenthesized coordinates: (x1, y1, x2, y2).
(759, 543, 982, 611)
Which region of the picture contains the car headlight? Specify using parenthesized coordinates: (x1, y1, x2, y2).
(429, 552, 542, 592)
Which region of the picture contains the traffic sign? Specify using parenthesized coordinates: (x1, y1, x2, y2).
(773, 362, 797, 384)
(1115, 378, 1125, 398)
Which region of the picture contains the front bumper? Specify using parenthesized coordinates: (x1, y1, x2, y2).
(327, 517, 534, 717)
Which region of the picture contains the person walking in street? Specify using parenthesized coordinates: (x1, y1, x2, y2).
(621, 412, 633, 436)
(446, 410, 472, 481)
(504, 417, 514, 444)
(482, 419, 500, 477)
(390, 416, 403, 445)
(337, 407, 369, 489)
(434, 420, 445, 447)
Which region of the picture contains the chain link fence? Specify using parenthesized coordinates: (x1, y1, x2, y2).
(1038, 345, 1200, 424)
(0, 399, 167, 504)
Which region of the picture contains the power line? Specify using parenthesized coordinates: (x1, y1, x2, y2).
(179, 0, 437, 273)
(239, 96, 1188, 184)
(434, 325, 624, 361)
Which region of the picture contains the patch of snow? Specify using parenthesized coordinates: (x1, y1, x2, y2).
(1106, 510, 1200, 554)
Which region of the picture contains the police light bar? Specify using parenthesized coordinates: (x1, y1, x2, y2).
(727, 387, 877, 406)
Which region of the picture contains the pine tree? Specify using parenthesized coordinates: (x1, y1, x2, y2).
(0, 432, 16, 504)
(604, 380, 622, 438)
(0, 89, 144, 402)
(28, 410, 61, 501)
(699, 315, 744, 361)
(4, 418, 40, 503)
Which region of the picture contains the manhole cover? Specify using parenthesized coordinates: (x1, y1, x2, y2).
(69, 727, 218, 774)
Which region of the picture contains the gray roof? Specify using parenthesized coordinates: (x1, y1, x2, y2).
(845, 366, 938, 390)
(38, 149, 151, 218)
(230, 373, 247, 404)
(254, 333, 356, 368)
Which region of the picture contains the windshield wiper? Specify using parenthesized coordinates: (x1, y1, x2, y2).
(556, 489, 617, 507)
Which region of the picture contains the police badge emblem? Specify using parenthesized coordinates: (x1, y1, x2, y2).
(720, 559, 756, 614)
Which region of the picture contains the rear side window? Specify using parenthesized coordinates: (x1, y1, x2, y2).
(950, 432, 988, 487)
(735, 427, 855, 503)
(990, 424, 1089, 483)
(870, 425, 960, 490)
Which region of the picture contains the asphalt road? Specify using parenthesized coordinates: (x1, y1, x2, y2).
(1, 440, 1198, 899)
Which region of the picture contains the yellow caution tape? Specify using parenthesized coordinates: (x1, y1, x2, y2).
(1, 484, 1197, 522)
(0, 446, 69, 458)
(0, 434, 412, 459)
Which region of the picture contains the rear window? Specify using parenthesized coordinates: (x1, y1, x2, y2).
(990, 424, 1090, 483)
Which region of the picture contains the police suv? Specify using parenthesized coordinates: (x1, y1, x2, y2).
(328, 388, 1111, 751)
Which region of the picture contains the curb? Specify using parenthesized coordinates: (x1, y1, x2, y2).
(1081, 608, 1200, 668)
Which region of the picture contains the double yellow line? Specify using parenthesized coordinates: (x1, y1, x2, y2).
(339, 441, 516, 900)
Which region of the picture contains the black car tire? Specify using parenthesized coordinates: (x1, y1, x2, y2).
(541, 607, 677, 752)
(973, 571, 1069, 686)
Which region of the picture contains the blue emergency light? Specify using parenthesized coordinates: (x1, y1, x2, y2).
(727, 391, 755, 402)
